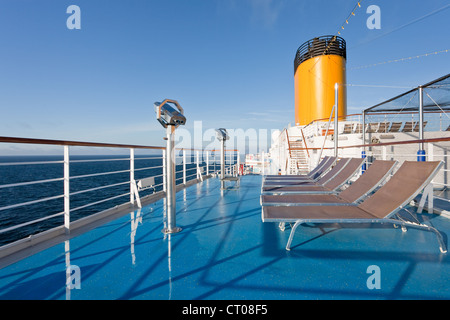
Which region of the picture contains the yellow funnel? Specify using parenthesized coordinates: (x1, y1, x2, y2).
(294, 36, 347, 126)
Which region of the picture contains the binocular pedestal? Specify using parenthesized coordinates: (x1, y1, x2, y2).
(162, 125, 182, 234)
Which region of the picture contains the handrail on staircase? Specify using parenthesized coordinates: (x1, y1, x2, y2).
(300, 128, 310, 158)
(285, 129, 292, 159)
(285, 129, 294, 172)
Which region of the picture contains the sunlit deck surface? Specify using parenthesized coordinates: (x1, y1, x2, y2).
(0, 175, 449, 300)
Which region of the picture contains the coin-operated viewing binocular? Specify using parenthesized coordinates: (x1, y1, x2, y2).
(215, 128, 229, 141)
(154, 99, 186, 128)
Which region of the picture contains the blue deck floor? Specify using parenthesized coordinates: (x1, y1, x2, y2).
(0, 175, 449, 300)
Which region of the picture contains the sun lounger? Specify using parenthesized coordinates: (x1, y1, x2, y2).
(264, 156, 336, 182)
(354, 123, 363, 133)
(377, 122, 390, 133)
(402, 121, 414, 132)
(265, 156, 334, 179)
(261, 161, 446, 253)
(262, 158, 365, 194)
(366, 123, 378, 133)
(263, 158, 350, 188)
(261, 160, 397, 206)
(343, 123, 353, 134)
(389, 122, 402, 132)
(413, 121, 427, 132)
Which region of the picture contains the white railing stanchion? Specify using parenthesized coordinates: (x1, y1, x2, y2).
(428, 143, 434, 161)
(130, 148, 135, 205)
(64, 145, 70, 234)
(206, 150, 209, 176)
(237, 150, 240, 175)
(183, 149, 187, 185)
(196, 150, 200, 179)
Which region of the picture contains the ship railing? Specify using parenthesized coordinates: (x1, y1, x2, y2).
(0, 136, 239, 249)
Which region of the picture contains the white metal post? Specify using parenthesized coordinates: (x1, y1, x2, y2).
(163, 125, 181, 234)
(206, 151, 209, 175)
(64, 145, 70, 234)
(417, 86, 426, 161)
(196, 150, 200, 179)
(130, 148, 135, 204)
(362, 111, 366, 150)
(419, 86, 424, 150)
(233, 152, 236, 176)
(237, 151, 240, 175)
(220, 140, 225, 180)
(183, 149, 186, 185)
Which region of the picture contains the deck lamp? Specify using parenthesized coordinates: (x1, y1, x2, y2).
(154, 99, 186, 234)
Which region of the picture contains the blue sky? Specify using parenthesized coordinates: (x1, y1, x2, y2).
(0, 0, 449, 153)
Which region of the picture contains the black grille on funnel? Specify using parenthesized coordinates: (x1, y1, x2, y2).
(294, 35, 346, 74)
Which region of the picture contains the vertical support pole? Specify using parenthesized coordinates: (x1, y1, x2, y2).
(220, 141, 226, 190)
(362, 110, 366, 150)
(206, 150, 209, 175)
(417, 86, 426, 161)
(427, 142, 435, 213)
(163, 125, 181, 234)
(237, 150, 240, 176)
(362, 110, 366, 173)
(64, 145, 70, 234)
(334, 83, 339, 158)
(130, 148, 135, 204)
(234, 152, 236, 176)
(419, 86, 424, 144)
(220, 140, 225, 180)
(183, 149, 186, 185)
(196, 150, 200, 179)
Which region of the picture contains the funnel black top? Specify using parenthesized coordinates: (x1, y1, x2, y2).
(294, 35, 346, 74)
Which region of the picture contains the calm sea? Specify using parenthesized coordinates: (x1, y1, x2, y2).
(0, 154, 202, 247)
